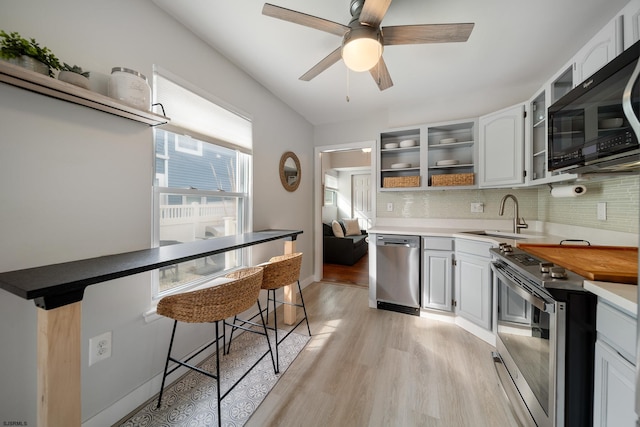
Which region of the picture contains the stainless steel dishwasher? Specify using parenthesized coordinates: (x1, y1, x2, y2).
(375, 234, 421, 315)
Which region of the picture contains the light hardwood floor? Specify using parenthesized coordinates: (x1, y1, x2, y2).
(246, 281, 521, 427)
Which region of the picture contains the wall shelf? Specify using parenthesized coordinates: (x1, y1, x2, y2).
(0, 60, 169, 126)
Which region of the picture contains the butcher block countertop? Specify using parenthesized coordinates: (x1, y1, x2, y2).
(518, 243, 638, 285)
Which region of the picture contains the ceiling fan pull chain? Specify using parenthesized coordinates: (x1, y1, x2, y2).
(346, 68, 350, 102)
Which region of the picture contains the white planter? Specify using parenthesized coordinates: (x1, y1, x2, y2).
(58, 70, 90, 90)
(5, 55, 49, 76)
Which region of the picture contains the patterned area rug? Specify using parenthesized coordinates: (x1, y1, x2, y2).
(117, 329, 310, 427)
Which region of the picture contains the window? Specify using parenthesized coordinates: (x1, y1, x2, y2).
(324, 189, 337, 206)
(153, 69, 252, 297)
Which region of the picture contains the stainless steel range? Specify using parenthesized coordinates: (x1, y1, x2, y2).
(490, 244, 597, 427)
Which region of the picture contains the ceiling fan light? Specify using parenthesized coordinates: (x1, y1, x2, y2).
(342, 27, 382, 72)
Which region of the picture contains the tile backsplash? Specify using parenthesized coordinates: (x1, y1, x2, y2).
(538, 175, 639, 234)
(377, 175, 639, 234)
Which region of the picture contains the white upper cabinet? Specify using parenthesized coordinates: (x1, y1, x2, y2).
(573, 15, 624, 84)
(478, 104, 525, 187)
(526, 89, 548, 184)
(621, 0, 640, 49)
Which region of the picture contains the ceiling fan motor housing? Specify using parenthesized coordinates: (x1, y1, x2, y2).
(342, 20, 383, 72)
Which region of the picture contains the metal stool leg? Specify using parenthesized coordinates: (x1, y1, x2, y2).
(215, 321, 222, 427)
(257, 298, 277, 374)
(226, 315, 239, 354)
(271, 289, 280, 373)
(297, 280, 311, 336)
(157, 320, 178, 408)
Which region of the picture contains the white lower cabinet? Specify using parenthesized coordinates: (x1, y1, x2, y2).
(454, 239, 493, 330)
(593, 299, 637, 427)
(422, 237, 454, 311)
(593, 340, 636, 427)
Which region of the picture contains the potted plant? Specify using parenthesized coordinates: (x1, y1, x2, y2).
(58, 63, 90, 89)
(0, 30, 60, 77)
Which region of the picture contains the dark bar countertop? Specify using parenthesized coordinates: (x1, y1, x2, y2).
(0, 229, 302, 309)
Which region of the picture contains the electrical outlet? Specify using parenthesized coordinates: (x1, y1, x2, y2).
(470, 202, 484, 213)
(386, 202, 393, 212)
(597, 202, 607, 221)
(89, 331, 112, 366)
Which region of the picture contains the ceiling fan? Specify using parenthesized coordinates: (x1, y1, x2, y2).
(263, 0, 474, 91)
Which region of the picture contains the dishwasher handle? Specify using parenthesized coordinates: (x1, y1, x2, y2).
(376, 235, 420, 249)
(381, 241, 411, 248)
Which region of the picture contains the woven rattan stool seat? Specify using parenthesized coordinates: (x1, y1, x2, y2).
(260, 252, 303, 291)
(157, 266, 263, 323)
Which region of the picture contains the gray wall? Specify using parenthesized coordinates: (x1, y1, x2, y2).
(0, 0, 313, 424)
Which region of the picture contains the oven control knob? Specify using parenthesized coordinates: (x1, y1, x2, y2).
(550, 266, 568, 279)
(540, 262, 554, 273)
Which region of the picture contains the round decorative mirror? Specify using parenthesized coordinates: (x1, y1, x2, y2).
(279, 151, 301, 192)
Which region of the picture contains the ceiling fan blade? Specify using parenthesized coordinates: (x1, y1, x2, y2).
(370, 56, 393, 91)
(263, 3, 349, 37)
(299, 47, 343, 81)
(382, 23, 475, 45)
(359, 0, 392, 27)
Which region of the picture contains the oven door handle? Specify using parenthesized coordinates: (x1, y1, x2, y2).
(492, 266, 555, 313)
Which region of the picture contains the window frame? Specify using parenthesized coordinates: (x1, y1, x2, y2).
(151, 69, 253, 301)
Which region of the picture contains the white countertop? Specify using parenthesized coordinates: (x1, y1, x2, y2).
(584, 280, 638, 315)
(368, 225, 563, 246)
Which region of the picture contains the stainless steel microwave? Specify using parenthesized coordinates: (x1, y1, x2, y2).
(548, 40, 640, 174)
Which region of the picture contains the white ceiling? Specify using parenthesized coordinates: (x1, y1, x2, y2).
(152, 0, 628, 126)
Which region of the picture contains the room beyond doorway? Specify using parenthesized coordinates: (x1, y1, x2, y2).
(316, 141, 375, 286)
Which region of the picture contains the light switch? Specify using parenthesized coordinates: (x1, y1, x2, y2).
(386, 203, 393, 212)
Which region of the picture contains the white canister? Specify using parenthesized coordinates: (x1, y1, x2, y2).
(108, 67, 151, 110)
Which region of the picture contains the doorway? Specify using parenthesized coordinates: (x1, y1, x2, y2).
(314, 142, 375, 286)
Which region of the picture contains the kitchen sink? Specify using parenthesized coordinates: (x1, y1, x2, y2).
(460, 230, 545, 241)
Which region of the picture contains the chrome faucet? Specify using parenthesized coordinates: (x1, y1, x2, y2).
(498, 194, 528, 234)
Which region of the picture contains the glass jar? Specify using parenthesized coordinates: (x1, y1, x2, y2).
(108, 67, 151, 110)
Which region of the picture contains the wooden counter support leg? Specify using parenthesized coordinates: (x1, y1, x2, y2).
(283, 240, 297, 325)
(37, 302, 82, 427)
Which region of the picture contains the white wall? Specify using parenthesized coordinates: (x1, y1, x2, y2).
(0, 0, 313, 424)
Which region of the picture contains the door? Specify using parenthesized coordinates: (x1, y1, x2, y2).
(422, 250, 453, 311)
(574, 16, 622, 83)
(594, 340, 636, 426)
(352, 173, 372, 231)
(455, 252, 492, 330)
(478, 104, 525, 187)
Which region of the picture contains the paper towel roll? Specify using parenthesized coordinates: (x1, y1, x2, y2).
(551, 185, 587, 198)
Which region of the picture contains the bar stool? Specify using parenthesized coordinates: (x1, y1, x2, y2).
(227, 252, 310, 373)
(155, 266, 275, 427)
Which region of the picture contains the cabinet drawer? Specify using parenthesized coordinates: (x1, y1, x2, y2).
(422, 237, 453, 251)
(455, 238, 493, 258)
(597, 300, 637, 364)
